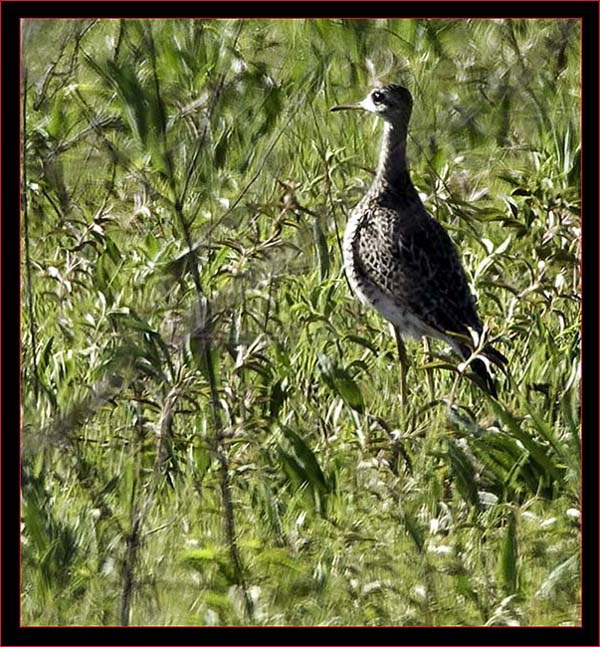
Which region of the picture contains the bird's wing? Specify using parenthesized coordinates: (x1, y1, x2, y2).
(357, 204, 482, 343)
(402, 214, 482, 336)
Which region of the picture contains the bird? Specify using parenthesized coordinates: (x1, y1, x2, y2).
(331, 83, 507, 399)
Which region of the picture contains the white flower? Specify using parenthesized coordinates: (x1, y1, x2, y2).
(428, 544, 453, 556)
(412, 584, 427, 600)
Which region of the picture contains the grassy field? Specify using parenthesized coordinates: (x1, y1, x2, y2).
(21, 18, 580, 626)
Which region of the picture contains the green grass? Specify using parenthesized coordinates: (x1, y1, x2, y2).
(21, 18, 580, 626)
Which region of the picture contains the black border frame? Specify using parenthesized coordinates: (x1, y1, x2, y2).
(3, 2, 598, 646)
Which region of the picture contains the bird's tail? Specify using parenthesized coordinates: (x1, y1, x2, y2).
(461, 343, 508, 399)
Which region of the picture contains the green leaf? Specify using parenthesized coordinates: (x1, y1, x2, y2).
(214, 128, 231, 169)
(318, 354, 365, 413)
(181, 545, 235, 582)
(470, 431, 541, 497)
(343, 334, 379, 355)
(104, 236, 122, 265)
(191, 442, 211, 480)
(104, 59, 149, 146)
(22, 496, 49, 555)
(278, 447, 309, 493)
(334, 372, 365, 413)
(38, 336, 55, 375)
(189, 335, 221, 387)
(268, 378, 289, 420)
(277, 426, 330, 515)
(446, 440, 481, 509)
(488, 398, 565, 491)
(312, 218, 330, 280)
(282, 426, 329, 494)
(181, 546, 227, 567)
(536, 554, 578, 600)
(497, 510, 519, 595)
(256, 547, 304, 573)
(401, 509, 425, 553)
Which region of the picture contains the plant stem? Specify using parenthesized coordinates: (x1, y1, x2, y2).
(145, 24, 254, 621)
(22, 69, 40, 404)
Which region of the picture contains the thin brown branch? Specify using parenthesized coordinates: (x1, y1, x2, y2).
(145, 24, 254, 622)
(22, 68, 40, 404)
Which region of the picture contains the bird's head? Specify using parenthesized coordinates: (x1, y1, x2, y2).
(331, 84, 413, 126)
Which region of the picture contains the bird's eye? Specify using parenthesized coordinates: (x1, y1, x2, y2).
(371, 90, 385, 104)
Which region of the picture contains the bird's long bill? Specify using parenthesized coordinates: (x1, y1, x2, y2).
(330, 103, 363, 112)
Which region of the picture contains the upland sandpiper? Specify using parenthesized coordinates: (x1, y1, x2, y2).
(331, 84, 507, 399)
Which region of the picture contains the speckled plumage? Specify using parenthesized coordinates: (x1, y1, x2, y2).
(334, 84, 506, 396)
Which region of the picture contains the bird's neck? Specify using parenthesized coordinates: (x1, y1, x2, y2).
(372, 121, 411, 194)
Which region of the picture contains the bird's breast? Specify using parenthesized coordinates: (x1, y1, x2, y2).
(342, 209, 368, 301)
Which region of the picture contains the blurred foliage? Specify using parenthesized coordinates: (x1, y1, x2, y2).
(21, 18, 580, 626)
